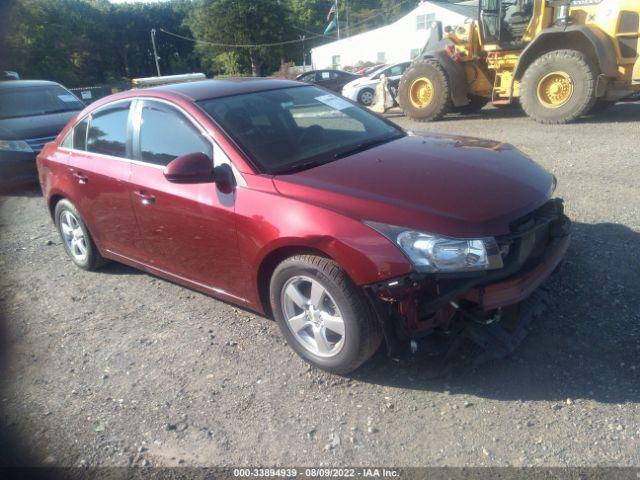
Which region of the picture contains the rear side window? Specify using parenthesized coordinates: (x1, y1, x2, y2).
(72, 118, 89, 150)
(139, 102, 211, 166)
(86, 103, 131, 157)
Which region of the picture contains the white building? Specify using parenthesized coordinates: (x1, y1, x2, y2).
(311, 1, 478, 70)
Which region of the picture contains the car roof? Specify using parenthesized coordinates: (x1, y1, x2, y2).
(146, 78, 303, 101)
(0, 80, 63, 90)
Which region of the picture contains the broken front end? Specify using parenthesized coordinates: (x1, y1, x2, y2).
(366, 199, 571, 366)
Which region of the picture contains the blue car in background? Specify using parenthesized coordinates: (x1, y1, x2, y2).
(0, 80, 84, 192)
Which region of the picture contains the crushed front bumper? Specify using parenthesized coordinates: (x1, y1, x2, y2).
(364, 199, 571, 368)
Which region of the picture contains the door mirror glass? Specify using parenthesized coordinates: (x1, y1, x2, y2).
(163, 152, 214, 184)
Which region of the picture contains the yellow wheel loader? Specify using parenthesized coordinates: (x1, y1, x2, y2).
(397, 0, 640, 124)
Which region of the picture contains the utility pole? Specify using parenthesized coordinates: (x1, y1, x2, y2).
(299, 35, 306, 69)
(150, 28, 161, 77)
(336, 0, 340, 40)
(345, 0, 350, 37)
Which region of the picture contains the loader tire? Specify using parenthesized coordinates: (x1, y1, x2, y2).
(398, 59, 451, 122)
(520, 49, 597, 124)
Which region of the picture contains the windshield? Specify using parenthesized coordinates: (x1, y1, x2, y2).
(0, 85, 84, 119)
(199, 85, 405, 174)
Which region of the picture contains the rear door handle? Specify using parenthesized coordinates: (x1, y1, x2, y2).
(134, 190, 156, 205)
(72, 172, 88, 184)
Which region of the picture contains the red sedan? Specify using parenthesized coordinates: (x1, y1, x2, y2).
(37, 79, 570, 374)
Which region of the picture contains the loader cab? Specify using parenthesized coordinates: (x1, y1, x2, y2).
(479, 0, 536, 49)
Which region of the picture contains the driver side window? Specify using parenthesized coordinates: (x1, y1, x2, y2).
(138, 101, 212, 166)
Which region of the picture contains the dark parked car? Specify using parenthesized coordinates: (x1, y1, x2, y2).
(37, 79, 570, 374)
(296, 69, 362, 93)
(0, 80, 84, 191)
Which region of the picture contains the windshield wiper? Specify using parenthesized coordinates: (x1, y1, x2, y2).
(333, 133, 403, 160)
(273, 159, 328, 175)
(272, 132, 404, 175)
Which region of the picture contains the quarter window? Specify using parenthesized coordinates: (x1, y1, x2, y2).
(139, 102, 212, 166)
(86, 103, 130, 157)
(72, 118, 89, 151)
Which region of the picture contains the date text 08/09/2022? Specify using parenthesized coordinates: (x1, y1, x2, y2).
(233, 468, 401, 478)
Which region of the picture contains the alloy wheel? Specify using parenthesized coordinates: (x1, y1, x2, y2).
(281, 275, 345, 358)
(360, 90, 374, 105)
(60, 210, 88, 262)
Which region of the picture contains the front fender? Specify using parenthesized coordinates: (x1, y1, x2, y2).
(418, 46, 470, 107)
(513, 25, 619, 83)
(234, 187, 413, 312)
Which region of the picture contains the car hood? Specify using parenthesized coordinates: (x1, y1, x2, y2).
(273, 132, 555, 238)
(0, 110, 80, 140)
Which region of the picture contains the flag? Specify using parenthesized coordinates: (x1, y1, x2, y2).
(326, 1, 337, 21)
(324, 17, 337, 35)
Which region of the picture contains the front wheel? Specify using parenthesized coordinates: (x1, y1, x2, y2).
(270, 255, 383, 374)
(397, 59, 451, 121)
(357, 88, 375, 106)
(520, 49, 597, 124)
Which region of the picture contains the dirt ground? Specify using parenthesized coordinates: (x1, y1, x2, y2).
(1, 104, 639, 468)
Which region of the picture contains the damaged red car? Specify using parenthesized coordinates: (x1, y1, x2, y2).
(37, 79, 570, 374)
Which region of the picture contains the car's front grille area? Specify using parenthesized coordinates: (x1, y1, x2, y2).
(24, 135, 58, 153)
(497, 199, 567, 272)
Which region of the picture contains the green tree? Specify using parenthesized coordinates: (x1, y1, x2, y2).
(188, 0, 291, 77)
(0, 0, 201, 87)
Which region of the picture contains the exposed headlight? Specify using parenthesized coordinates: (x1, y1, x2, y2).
(366, 221, 504, 273)
(0, 140, 33, 153)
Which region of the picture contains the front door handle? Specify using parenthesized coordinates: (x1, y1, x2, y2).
(134, 190, 156, 206)
(72, 172, 88, 184)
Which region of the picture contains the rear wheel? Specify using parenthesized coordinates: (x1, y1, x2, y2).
(398, 59, 451, 121)
(270, 255, 383, 374)
(520, 49, 597, 124)
(54, 199, 106, 271)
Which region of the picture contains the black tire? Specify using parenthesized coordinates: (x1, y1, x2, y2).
(520, 49, 598, 124)
(590, 99, 616, 114)
(270, 255, 383, 375)
(397, 59, 451, 121)
(54, 199, 106, 271)
(454, 95, 489, 114)
(357, 88, 375, 106)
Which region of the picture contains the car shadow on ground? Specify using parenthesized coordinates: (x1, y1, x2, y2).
(350, 221, 640, 405)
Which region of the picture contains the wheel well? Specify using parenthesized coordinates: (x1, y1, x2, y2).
(257, 246, 331, 318)
(515, 32, 600, 82)
(48, 194, 65, 219)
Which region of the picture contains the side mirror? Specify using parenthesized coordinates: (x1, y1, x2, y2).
(164, 152, 214, 184)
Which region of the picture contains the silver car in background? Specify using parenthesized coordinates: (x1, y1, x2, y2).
(341, 62, 411, 106)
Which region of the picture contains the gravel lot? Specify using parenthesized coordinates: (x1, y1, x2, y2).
(1, 104, 639, 468)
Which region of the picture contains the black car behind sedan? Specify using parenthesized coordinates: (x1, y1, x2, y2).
(0, 80, 84, 192)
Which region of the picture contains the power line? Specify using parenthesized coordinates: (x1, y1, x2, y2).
(159, 28, 328, 48)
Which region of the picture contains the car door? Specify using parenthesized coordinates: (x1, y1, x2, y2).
(64, 100, 143, 260)
(387, 63, 410, 81)
(317, 71, 338, 91)
(335, 72, 355, 91)
(127, 99, 244, 300)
